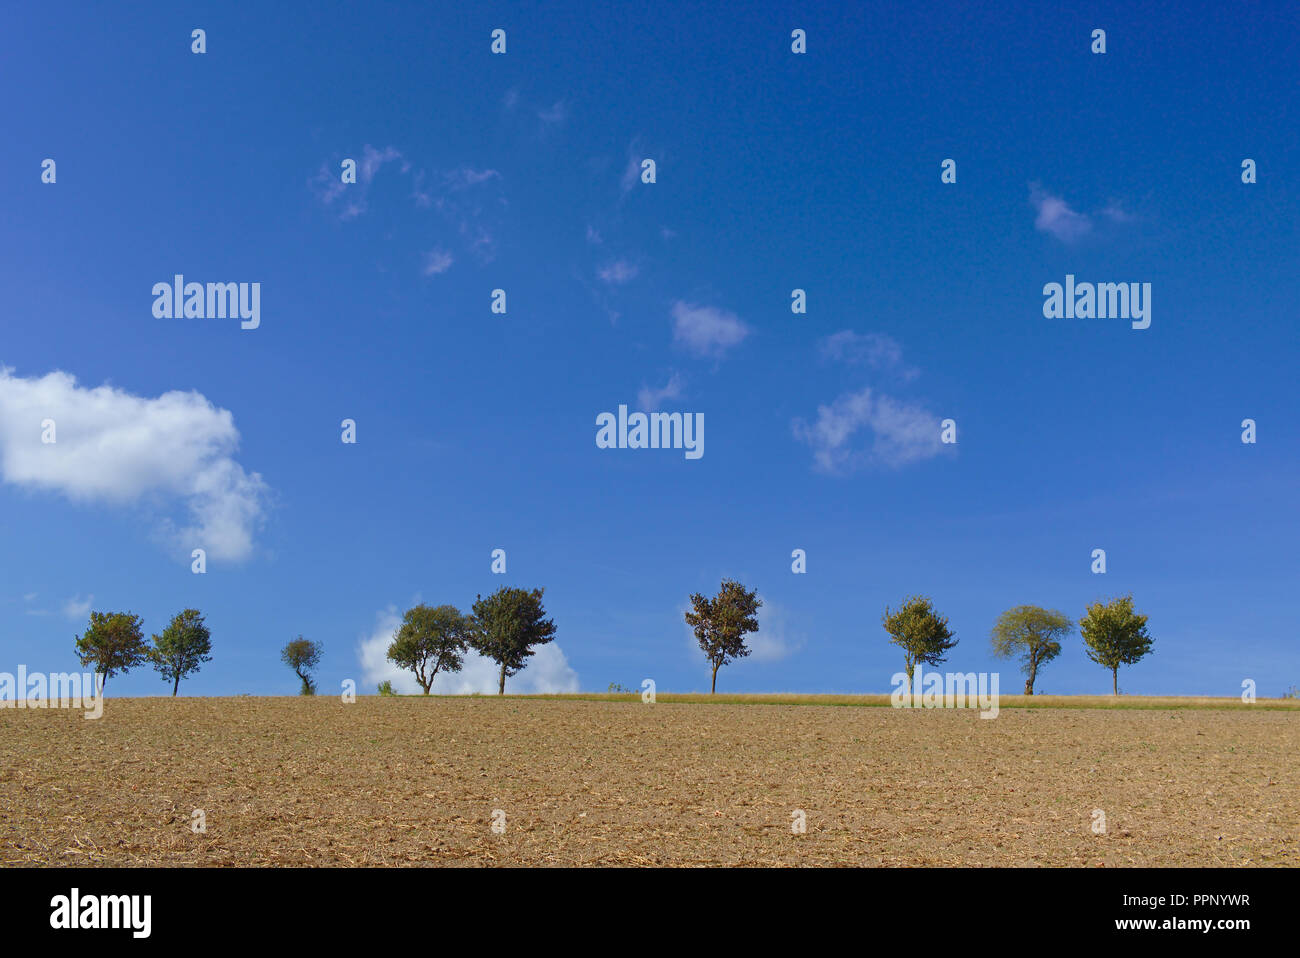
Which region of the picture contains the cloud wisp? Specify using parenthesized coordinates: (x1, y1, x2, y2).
(671, 302, 750, 359)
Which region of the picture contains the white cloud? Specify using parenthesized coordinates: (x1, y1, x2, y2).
(422, 248, 454, 275)
(792, 386, 945, 473)
(680, 598, 802, 674)
(310, 145, 404, 220)
(749, 601, 804, 663)
(819, 331, 916, 379)
(671, 301, 750, 359)
(359, 144, 403, 184)
(1029, 183, 1092, 243)
(620, 154, 642, 193)
(585, 225, 603, 245)
(597, 260, 638, 285)
(443, 167, 500, 191)
(538, 100, 568, 125)
(62, 594, 93, 622)
(0, 367, 269, 561)
(636, 373, 684, 412)
(357, 606, 580, 695)
(1100, 201, 1135, 223)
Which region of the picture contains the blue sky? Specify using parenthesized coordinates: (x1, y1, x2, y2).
(2, 1, 1296, 697)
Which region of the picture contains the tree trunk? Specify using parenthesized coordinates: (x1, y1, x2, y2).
(1025, 659, 1037, 696)
(498, 663, 506, 695)
(1112, 668, 1118, 695)
(172, 674, 180, 696)
(711, 663, 718, 694)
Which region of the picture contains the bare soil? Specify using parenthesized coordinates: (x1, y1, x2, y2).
(2, 696, 1296, 866)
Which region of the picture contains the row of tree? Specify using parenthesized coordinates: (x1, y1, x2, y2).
(71, 581, 1153, 697)
(70, 586, 557, 697)
(687, 580, 1153, 695)
(73, 609, 212, 695)
(384, 587, 556, 694)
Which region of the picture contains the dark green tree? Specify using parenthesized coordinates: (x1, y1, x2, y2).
(882, 595, 957, 684)
(281, 636, 323, 695)
(150, 609, 213, 696)
(990, 605, 1072, 695)
(386, 604, 471, 694)
(1080, 595, 1152, 695)
(470, 587, 557, 694)
(685, 579, 762, 694)
(74, 611, 150, 691)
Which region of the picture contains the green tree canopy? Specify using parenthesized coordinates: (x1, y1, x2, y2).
(281, 636, 323, 695)
(74, 611, 150, 691)
(470, 587, 557, 694)
(386, 604, 472, 694)
(1080, 595, 1152, 695)
(882, 595, 957, 683)
(990, 605, 1072, 695)
(685, 579, 762, 693)
(150, 609, 213, 696)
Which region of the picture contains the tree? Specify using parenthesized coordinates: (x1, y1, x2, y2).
(685, 579, 762, 694)
(990, 605, 1071, 695)
(1080, 595, 1152, 695)
(74, 611, 150, 691)
(281, 637, 323, 695)
(150, 609, 213, 696)
(882, 595, 957, 684)
(470, 587, 557, 694)
(386, 604, 471, 694)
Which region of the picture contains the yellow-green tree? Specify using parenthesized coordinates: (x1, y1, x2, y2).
(1080, 595, 1152, 695)
(990, 605, 1071, 695)
(882, 595, 957, 684)
(75, 611, 150, 691)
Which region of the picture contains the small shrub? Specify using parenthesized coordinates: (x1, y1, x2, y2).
(377, 680, 395, 696)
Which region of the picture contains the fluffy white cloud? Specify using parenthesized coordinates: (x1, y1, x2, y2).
(0, 367, 268, 561)
(792, 386, 944, 472)
(671, 301, 750, 358)
(357, 605, 580, 695)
